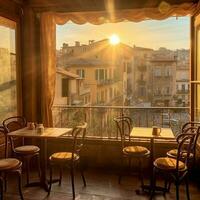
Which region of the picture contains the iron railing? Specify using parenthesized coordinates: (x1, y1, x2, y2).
(52, 105, 190, 139)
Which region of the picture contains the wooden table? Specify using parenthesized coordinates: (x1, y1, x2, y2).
(130, 127, 175, 193)
(8, 127, 72, 191)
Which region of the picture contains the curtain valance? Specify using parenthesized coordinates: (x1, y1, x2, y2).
(51, 2, 198, 25)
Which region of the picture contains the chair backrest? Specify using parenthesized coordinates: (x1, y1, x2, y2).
(71, 122, 87, 160)
(182, 121, 200, 133)
(176, 133, 196, 173)
(0, 126, 7, 158)
(176, 126, 198, 143)
(114, 117, 131, 149)
(3, 116, 27, 133)
(3, 116, 27, 152)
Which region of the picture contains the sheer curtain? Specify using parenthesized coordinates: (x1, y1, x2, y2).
(40, 2, 198, 126)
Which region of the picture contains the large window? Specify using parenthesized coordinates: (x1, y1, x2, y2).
(53, 17, 190, 136)
(0, 16, 17, 121)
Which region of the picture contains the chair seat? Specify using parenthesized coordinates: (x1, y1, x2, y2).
(123, 146, 149, 156)
(15, 145, 40, 154)
(0, 158, 21, 170)
(49, 152, 79, 162)
(154, 157, 186, 171)
(167, 149, 194, 159)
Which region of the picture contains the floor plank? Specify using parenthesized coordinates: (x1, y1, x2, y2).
(3, 169, 200, 199)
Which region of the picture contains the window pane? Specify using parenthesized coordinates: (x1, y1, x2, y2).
(53, 17, 190, 135)
(0, 16, 17, 121)
(196, 26, 200, 80)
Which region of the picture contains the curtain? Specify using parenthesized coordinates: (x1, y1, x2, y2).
(40, 2, 199, 126)
(40, 13, 56, 126)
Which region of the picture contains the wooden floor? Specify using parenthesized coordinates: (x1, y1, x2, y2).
(4, 169, 200, 200)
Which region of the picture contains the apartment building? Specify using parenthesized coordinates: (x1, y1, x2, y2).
(57, 39, 133, 106)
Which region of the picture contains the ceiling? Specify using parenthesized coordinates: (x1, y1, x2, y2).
(18, 0, 199, 12)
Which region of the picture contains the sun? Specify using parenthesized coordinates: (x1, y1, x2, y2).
(109, 34, 120, 45)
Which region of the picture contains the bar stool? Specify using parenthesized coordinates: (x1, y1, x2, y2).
(48, 123, 87, 199)
(3, 116, 41, 185)
(0, 126, 24, 200)
(114, 117, 150, 187)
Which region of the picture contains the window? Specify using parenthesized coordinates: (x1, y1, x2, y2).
(76, 69, 85, 78)
(154, 68, 161, 77)
(0, 16, 17, 121)
(109, 88, 113, 99)
(182, 84, 185, 91)
(95, 69, 107, 81)
(62, 78, 69, 97)
(54, 17, 190, 134)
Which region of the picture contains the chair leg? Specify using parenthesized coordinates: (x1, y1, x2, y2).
(139, 158, 144, 188)
(59, 166, 63, 186)
(163, 179, 168, 196)
(25, 158, 30, 185)
(36, 154, 41, 180)
(167, 181, 172, 192)
(4, 173, 7, 192)
(70, 166, 75, 199)
(79, 163, 86, 187)
(17, 170, 24, 200)
(175, 183, 179, 200)
(185, 175, 190, 200)
(150, 168, 156, 200)
(118, 157, 124, 184)
(48, 165, 53, 196)
(0, 177, 4, 200)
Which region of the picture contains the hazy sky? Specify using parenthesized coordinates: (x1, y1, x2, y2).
(56, 17, 190, 51)
(0, 26, 16, 53)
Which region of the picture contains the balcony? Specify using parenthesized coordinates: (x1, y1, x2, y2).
(137, 65, 147, 71)
(52, 105, 189, 139)
(79, 87, 90, 95)
(137, 79, 146, 85)
(177, 89, 189, 94)
(97, 79, 117, 86)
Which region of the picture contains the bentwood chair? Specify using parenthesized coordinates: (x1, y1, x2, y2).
(0, 126, 24, 200)
(114, 117, 150, 187)
(115, 116, 133, 139)
(48, 123, 87, 199)
(167, 125, 200, 164)
(150, 133, 196, 200)
(3, 116, 41, 185)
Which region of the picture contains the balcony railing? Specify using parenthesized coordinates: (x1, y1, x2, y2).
(52, 105, 190, 139)
(97, 79, 117, 85)
(177, 89, 189, 94)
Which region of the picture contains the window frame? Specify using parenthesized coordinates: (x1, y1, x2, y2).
(0, 13, 22, 116)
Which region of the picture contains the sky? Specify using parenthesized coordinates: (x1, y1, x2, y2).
(0, 26, 16, 53)
(56, 17, 190, 51)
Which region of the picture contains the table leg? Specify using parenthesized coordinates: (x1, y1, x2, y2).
(40, 138, 49, 191)
(141, 138, 167, 194)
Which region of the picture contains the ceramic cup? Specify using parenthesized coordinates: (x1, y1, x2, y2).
(27, 122, 35, 130)
(152, 126, 161, 136)
(36, 124, 44, 133)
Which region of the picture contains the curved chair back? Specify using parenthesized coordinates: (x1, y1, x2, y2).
(176, 126, 198, 143)
(182, 121, 200, 133)
(3, 116, 27, 133)
(176, 133, 195, 174)
(3, 116, 27, 152)
(114, 116, 132, 139)
(71, 122, 87, 161)
(0, 126, 7, 158)
(114, 117, 131, 150)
